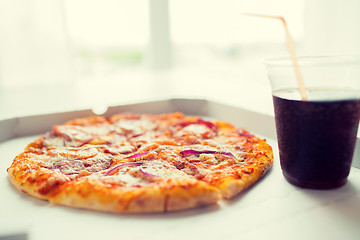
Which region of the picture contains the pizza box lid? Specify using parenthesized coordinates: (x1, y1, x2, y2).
(0, 98, 359, 240)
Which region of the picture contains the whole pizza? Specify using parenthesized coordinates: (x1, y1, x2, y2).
(7, 112, 273, 213)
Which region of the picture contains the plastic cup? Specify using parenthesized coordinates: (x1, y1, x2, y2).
(264, 56, 360, 189)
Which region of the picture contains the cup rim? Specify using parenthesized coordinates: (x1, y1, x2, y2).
(263, 55, 360, 67)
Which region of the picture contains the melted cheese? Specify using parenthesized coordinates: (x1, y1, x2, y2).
(174, 124, 209, 138)
(114, 118, 156, 135)
(99, 160, 191, 187)
(38, 114, 254, 192)
(42, 152, 111, 175)
(44, 124, 113, 148)
(47, 147, 99, 159)
(100, 172, 149, 187)
(140, 160, 189, 179)
(43, 136, 65, 148)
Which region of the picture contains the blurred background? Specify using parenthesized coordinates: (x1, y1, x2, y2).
(0, 0, 359, 117)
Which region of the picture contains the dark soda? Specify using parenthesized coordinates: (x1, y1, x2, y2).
(273, 88, 360, 189)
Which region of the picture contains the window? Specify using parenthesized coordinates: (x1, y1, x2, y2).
(0, 0, 307, 118)
(64, 0, 149, 76)
(170, 0, 304, 45)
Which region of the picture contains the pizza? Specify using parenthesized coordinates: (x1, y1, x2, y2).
(7, 112, 273, 213)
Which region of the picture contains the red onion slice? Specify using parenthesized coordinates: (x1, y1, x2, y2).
(180, 150, 234, 157)
(104, 162, 143, 176)
(139, 168, 158, 178)
(66, 158, 81, 161)
(78, 138, 95, 147)
(53, 126, 72, 141)
(196, 119, 218, 132)
(238, 131, 254, 138)
(174, 119, 218, 132)
(129, 133, 144, 139)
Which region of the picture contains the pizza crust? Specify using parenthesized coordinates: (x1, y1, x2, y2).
(49, 178, 221, 213)
(8, 153, 69, 200)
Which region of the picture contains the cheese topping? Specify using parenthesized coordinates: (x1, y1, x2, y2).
(43, 124, 113, 148)
(180, 124, 209, 135)
(47, 147, 99, 159)
(114, 118, 156, 135)
(36, 113, 260, 191)
(42, 152, 111, 175)
(97, 160, 190, 187)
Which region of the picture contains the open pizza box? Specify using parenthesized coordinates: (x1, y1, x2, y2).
(0, 98, 359, 240)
